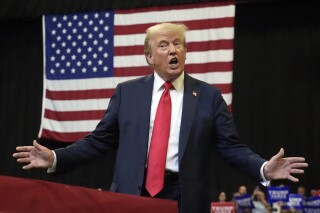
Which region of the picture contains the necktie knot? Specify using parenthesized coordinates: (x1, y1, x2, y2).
(164, 81, 172, 91)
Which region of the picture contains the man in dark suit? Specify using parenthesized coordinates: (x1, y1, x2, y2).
(13, 23, 308, 213)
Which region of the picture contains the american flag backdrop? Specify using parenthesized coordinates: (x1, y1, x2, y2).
(39, 1, 235, 142)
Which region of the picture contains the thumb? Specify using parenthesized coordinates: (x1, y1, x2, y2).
(33, 140, 44, 150)
(272, 148, 284, 161)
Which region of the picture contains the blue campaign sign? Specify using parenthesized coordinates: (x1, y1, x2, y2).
(267, 186, 290, 203)
(303, 196, 320, 213)
(235, 194, 254, 209)
(282, 194, 304, 210)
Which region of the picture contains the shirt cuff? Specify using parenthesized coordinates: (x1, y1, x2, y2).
(47, 151, 57, 173)
(260, 161, 271, 187)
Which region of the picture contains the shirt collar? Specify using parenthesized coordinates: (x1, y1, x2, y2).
(153, 71, 184, 94)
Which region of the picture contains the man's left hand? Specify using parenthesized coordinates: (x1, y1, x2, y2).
(263, 148, 308, 182)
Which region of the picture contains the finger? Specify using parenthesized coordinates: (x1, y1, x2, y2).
(290, 169, 305, 174)
(287, 175, 299, 182)
(283, 157, 306, 163)
(13, 152, 30, 158)
(17, 158, 31, 163)
(16, 146, 34, 152)
(290, 162, 308, 168)
(22, 163, 34, 170)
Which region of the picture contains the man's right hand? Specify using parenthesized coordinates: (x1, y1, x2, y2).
(13, 140, 54, 170)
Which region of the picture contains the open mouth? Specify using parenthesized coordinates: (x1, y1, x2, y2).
(169, 58, 178, 65)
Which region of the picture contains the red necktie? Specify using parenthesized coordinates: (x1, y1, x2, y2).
(145, 81, 172, 197)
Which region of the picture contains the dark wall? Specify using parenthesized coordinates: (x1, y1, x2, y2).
(1, 0, 319, 201)
(233, 0, 320, 188)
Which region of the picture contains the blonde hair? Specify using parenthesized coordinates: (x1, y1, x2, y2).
(144, 23, 188, 64)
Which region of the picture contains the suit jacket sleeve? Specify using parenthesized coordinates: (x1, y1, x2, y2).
(213, 89, 266, 181)
(53, 84, 122, 173)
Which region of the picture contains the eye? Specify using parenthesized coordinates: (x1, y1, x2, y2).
(174, 41, 182, 48)
(159, 43, 168, 50)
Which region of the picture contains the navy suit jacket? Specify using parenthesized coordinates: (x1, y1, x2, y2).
(55, 73, 266, 213)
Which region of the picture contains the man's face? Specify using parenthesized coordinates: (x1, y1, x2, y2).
(146, 29, 186, 82)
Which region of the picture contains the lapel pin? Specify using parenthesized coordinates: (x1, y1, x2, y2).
(192, 91, 197, 97)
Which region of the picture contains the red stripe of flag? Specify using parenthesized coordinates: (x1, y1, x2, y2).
(41, 129, 91, 142)
(114, 66, 155, 77)
(185, 62, 233, 72)
(46, 89, 115, 100)
(45, 109, 106, 121)
(212, 84, 232, 94)
(183, 17, 234, 30)
(187, 40, 234, 52)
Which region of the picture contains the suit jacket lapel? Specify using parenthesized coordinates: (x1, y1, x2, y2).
(178, 73, 200, 164)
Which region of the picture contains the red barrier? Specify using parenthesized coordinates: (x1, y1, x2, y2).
(0, 175, 178, 213)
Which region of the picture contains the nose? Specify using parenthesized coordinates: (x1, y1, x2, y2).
(168, 43, 176, 55)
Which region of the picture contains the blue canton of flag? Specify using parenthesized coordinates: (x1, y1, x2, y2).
(45, 11, 114, 80)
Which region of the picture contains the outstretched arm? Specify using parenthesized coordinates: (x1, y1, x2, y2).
(13, 140, 54, 170)
(263, 148, 308, 182)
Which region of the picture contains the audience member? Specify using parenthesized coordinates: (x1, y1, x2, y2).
(233, 185, 249, 213)
(252, 188, 271, 213)
(296, 185, 306, 199)
(234, 185, 248, 197)
(219, 191, 227, 202)
(311, 189, 320, 196)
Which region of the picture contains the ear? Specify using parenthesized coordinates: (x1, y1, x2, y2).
(146, 53, 154, 65)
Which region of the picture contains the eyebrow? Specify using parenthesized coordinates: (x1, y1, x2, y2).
(157, 37, 182, 44)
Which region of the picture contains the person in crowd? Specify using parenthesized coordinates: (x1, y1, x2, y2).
(13, 22, 308, 213)
(296, 185, 306, 199)
(219, 191, 227, 202)
(233, 185, 249, 213)
(252, 188, 271, 213)
(234, 185, 248, 197)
